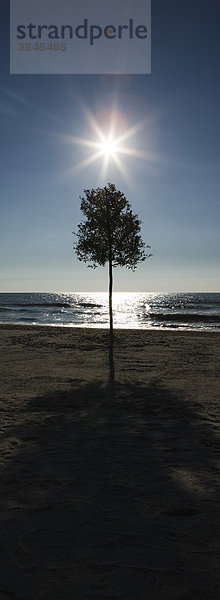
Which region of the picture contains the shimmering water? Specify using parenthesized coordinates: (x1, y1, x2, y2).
(0, 292, 219, 331)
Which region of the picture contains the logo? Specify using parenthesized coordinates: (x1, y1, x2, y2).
(10, 0, 151, 74)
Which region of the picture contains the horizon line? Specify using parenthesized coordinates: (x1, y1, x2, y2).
(0, 290, 219, 295)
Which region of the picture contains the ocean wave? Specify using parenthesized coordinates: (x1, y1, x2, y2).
(1, 301, 103, 309)
(0, 306, 38, 313)
(3, 302, 73, 308)
(76, 302, 103, 308)
(17, 317, 39, 322)
(145, 312, 220, 323)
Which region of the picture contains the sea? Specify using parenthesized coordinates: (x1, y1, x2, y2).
(0, 292, 219, 331)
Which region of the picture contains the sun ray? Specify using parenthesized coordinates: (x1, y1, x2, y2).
(70, 149, 104, 175)
(84, 108, 106, 143)
(60, 132, 103, 150)
(112, 152, 133, 185)
(115, 117, 150, 146)
(99, 152, 110, 180)
(116, 145, 160, 163)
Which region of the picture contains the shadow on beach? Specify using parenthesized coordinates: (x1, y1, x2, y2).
(0, 374, 219, 599)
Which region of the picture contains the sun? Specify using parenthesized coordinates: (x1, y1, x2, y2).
(99, 137, 117, 156)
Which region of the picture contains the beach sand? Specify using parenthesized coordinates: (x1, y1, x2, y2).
(0, 325, 219, 599)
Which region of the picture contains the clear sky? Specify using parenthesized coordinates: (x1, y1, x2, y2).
(0, 0, 219, 292)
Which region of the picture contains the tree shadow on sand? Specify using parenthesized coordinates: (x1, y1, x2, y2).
(0, 375, 219, 600)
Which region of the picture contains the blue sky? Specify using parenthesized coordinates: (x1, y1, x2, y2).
(0, 0, 219, 292)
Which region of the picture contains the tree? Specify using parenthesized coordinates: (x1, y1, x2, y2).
(74, 183, 152, 333)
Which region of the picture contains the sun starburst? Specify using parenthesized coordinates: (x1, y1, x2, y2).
(60, 106, 159, 182)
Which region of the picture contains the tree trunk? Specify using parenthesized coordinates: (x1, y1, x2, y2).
(105, 189, 113, 334)
(109, 258, 113, 333)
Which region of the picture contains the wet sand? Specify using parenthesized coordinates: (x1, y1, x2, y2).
(0, 325, 219, 599)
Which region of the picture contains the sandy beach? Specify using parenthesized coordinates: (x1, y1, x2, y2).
(0, 325, 219, 599)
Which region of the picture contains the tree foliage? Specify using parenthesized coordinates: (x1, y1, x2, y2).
(74, 183, 151, 269)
